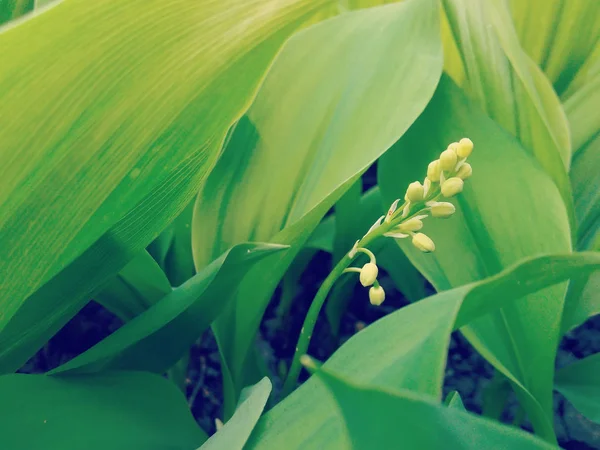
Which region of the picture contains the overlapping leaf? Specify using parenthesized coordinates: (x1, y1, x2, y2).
(379, 77, 571, 440)
(0, 0, 333, 373)
(191, 0, 443, 416)
(246, 253, 600, 449)
(555, 353, 600, 424)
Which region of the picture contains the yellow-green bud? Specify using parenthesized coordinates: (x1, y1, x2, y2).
(440, 148, 458, 171)
(397, 217, 424, 232)
(456, 162, 472, 180)
(406, 181, 424, 202)
(359, 262, 378, 287)
(430, 202, 455, 218)
(457, 138, 473, 158)
(412, 232, 435, 253)
(427, 160, 442, 182)
(441, 177, 464, 197)
(369, 285, 385, 306)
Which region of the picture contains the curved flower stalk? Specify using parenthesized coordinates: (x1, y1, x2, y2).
(281, 138, 474, 397)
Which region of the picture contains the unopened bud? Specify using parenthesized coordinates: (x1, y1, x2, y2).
(457, 138, 473, 158)
(441, 177, 464, 197)
(406, 181, 424, 202)
(456, 162, 472, 180)
(359, 262, 378, 287)
(369, 285, 385, 306)
(440, 148, 458, 171)
(427, 160, 442, 182)
(412, 232, 435, 253)
(397, 217, 424, 232)
(430, 202, 455, 218)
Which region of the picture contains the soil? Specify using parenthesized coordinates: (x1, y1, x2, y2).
(19, 251, 600, 449)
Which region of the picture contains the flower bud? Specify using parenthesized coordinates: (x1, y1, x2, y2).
(359, 262, 378, 287)
(405, 181, 424, 202)
(397, 217, 424, 232)
(441, 177, 464, 197)
(456, 162, 472, 180)
(440, 148, 458, 171)
(430, 202, 455, 218)
(427, 160, 442, 182)
(369, 285, 385, 306)
(412, 232, 435, 253)
(457, 138, 473, 158)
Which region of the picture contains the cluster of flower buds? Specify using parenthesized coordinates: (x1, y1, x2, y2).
(345, 138, 474, 306)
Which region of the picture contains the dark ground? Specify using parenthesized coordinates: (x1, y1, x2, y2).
(19, 249, 600, 449)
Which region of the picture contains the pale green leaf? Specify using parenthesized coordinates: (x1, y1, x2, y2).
(247, 252, 600, 449)
(191, 0, 443, 416)
(312, 366, 555, 449)
(555, 353, 600, 424)
(0, 371, 207, 450)
(200, 378, 272, 450)
(444, 391, 466, 411)
(379, 76, 571, 440)
(50, 243, 285, 375)
(0, 0, 333, 373)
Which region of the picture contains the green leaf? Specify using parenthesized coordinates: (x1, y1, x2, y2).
(0, 371, 207, 450)
(311, 365, 555, 450)
(561, 270, 600, 334)
(0, 0, 333, 374)
(50, 243, 285, 375)
(379, 76, 571, 440)
(0, 0, 33, 24)
(566, 73, 600, 249)
(444, 391, 466, 411)
(442, 0, 573, 218)
(200, 378, 272, 450)
(95, 250, 172, 321)
(555, 353, 600, 424)
(509, 0, 600, 97)
(247, 253, 600, 448)
(192, 0, 443, 416)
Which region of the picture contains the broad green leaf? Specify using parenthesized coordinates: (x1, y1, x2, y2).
(379, 76, 572, 441)
(0, 371, 207, 450)
(566, 73, 600, 250)
(509, 0, 600, 97)
(0, 0, 33, 24)
(95, 250, 172, 321)
(0, 0, 333, 373)
(442, 0, 572, 216)
(555, 353, 600, 424)
(312, 365, 554, 450)
(200, 378, 271, 450)
(333, 178, 363, 263)
(561, 270, 600, 334)
(247, 253, 600, 449)
(444, 391, 466, 411)
(192, 0, 443, 416)
(50, 243, 285, 375)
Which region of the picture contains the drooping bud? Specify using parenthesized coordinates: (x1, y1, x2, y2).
(441, 177, 464, 197)
(412, 232, 435, 252)
(359, 262, 379, 287)
(405, 181, 425, 202)
(456, 162, 472, 180)
(427, 160, 442, 182)
(457, 138, 474, 158)
(397, 217, 424, 232)
(430, 201, 455, 218)
(440, 148, 458, 171)
(369, 285, 386, 306)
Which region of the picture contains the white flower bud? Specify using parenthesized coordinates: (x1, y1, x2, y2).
(359, 262, 378, 287)
(427, 160, 442, 182)
(369, 285, 385, 306)
(456, 162, 472, 180)
(412, 232, 435, 253)
(406, 181, 424, 202)
(440, 148, 458, 172)
(457, 138, 473, 158)
(397, 217, 424, 232)
(430, 202, 455, 218)
(441, 177, 464, 197)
